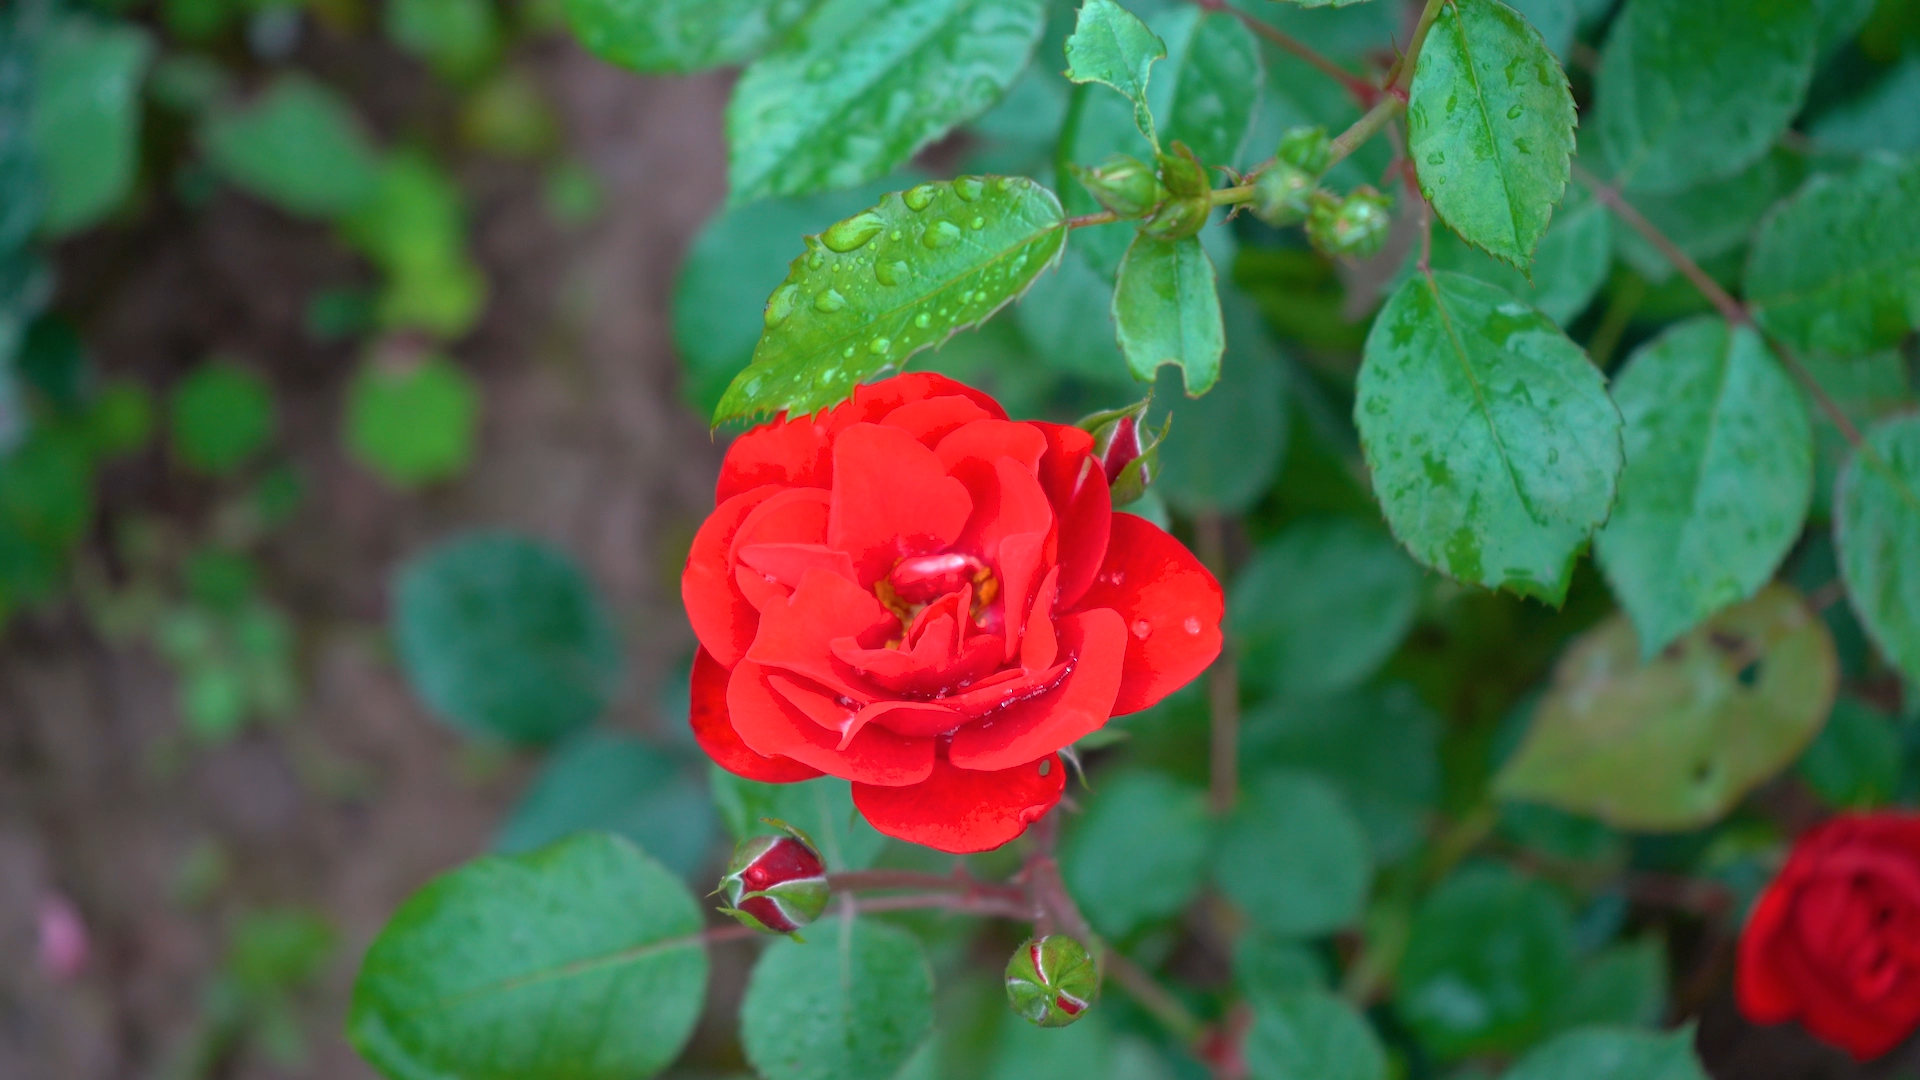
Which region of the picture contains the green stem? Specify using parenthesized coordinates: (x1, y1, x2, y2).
(1585, 273, 1645, 370)
(1384, 0, 1447, 91)
(1327, 95, 1405, 170)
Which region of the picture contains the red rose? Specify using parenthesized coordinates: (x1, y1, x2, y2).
(682, 373, 1222, 853)
(1738, 812, 1920, 1059)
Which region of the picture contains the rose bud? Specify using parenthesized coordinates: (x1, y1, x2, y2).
(1078, 399, 1168, 507)
(1070, 155, 1167, 220)
(1307, 186, 1392, 258)
(1157, 142, 1210, 199)
(1142, 194, 1210, 241)
(1276, 125, 1333, 176)
(1006, 935, 1100, 1027)
(1738, 812, 1920, 1059)
(716, 820, 829, 936)
(1252, 161, 1315, 227)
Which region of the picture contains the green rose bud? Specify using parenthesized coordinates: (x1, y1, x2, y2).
(1276, 125, 1333, 176)
(1252, 161, 1316, 227)
(1070, 155, 1168, 220)
(1307, 185, 1393, 259)
(1006, 935, 1100, 1028)
(1157, 142, 1210, 199)
(715, 819, 829, 937)
(1141, 194, 1210, 241)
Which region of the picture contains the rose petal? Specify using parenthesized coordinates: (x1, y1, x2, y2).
(1033, 422, 1111, 609)
(841, 372, 1007, 428)
(716, 419, 833, 506)
(1737, 878, 1802, 1023)
(853, 752, 1064, 853)
(738, 543, 858, 593)
(689, 648, 821, 783)
(728, 660, 934, 785)
(684, 486, 779, 668)
(883, 396, 997, 447)
(935, 419, 1049, 476)
(828, 423, 973, 586)
(1021, 566, 1061, 673)
(1075, 512, 1223, 715)
(948, 608, 1126, 771)
(747, 569, 896, 702)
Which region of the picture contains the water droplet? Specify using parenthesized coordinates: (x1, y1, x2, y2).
(875, 260, 910, 286)
(1426, 151, 1446, 165)
(869, 337, 891, 355)
(764, 284, 799, 327)
(843, 345, 855, 358)
(953, 176, 984, 202)
(923, 220, 962, 249)
(995, 177, 1013, 192)
(1183, 616, 1201, 635)
(913, 312, 932, 328)
(903, 184, 938, 211)
(889, 230, 902, 241)
(1506, 104, 1524, 120)
(1131, 619, 1152, 640)
(814, 289, 847, 313)
(969, 216, 985, 230)
(822, 211, 885, 252)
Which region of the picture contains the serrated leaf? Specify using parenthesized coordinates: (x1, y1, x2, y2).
(1610, 148, 1801, 284)
(1149, 7, 1263, 168)
(1811, 55, 1920, 154)
(1504, 1027, 1708, 1080)
(348, 834, 707, 1080)
(1747, 156, 1920, 356)
(1495, 584, 1838, 830)
(1396, 864, 1576, 1059)
(1837, 415, 1920, 684)
(565, 0, 814, 75)
(1595, 317, 1813, 656)
(1410, 182, 1610, 324)
(201, 74, 384, 220)
(1215, 769, 1372, 937)
(1245, 991, 1387, 1080)
(1594, 0, 1817, 193)
(715, 176, 1065, 425)
(496, 732, 717, 880)
(1114, 234, 1223, 393)
(29, 16, 152, 236)
(1061, 770, 1214, 938)
(1064, 0, 1166, 146)
(740, 919, 933, 1080)
(1149, 290, 1287, 512)
(1355, 272, 1623, 605)
(726, 0, 1047, 204)
(344, 354, 480, 488)
(393, 532, 623, 745)
(1408, 0, 1576, 268)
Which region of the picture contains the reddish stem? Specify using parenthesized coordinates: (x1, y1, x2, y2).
(1190, 0, 1378, 103)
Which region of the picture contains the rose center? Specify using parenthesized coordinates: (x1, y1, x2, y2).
(878, 552, 1000, 626)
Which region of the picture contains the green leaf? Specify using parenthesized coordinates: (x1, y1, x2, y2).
(1230, 518, 1424, 700)
(1495, 584, 1838, 830)
(1816, 0, 1878, 54)
(1609, 148, 1800, 284)
(1594, 0, 1817, 193)
(1837, 415, 1920, 683)
(1148, 8, 1263, 168)
(168, 360, 274, 476)
(1064, 0, 1166, 146)
(740, 919, 934, 1080)
(1355, 272, 1623, 605)
(1245, 991, 1386, 1080)
(201, 74, 384, 219)
(566, 0, 814, 74)
(340, 151, 487, 337)
(1504, 1027, 1708, 1080)
(1407, 0, 1576, 268)
(392, 532, 623, 745)
(385, 0, 499, 81)
(1061, 770, 1214, 938)
(1411, 182, 1612, 325)
(1504, 0, 1578, 59)
(1013, 242, 1128, 380)
(344, 354, 480, 488)
(497, 732, 717, 880)
(1215, 769, 1372, 938)
(715, 176, 1065, 425)
(1811, 55, 1920, 155)
(1395, 864, 1575, 1059)
(727, 0, 1047, 204)
(1235, 935, 1332, 1004)
(348, 833, 708, 1080)
(707, 769, 889, 871)
(28, 16, 152, 235)
(1748, 156, 1920, 356)
(674, 179, 901, 417)
(1796, 697, 1903, 808)
(1241, 685, 1442, 862)
(1594, 317, 1814, 656)
(1149, 291, 1288, 513)
(1113, 234, 1224, 393)
(1548, 940, 1668, 1032)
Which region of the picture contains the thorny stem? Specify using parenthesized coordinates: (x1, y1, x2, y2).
(1195, 514, 1239, 815)
(1191, 0, 1377, 103)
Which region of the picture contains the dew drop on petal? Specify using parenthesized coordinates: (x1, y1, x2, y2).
(1183, 616, 1201, 635)
(1132, 619, 1152, 640)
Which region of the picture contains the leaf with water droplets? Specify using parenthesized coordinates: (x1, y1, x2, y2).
(726, 0, 1047, 204)
(1595, 317, 1813, 657)
(1495, 584, 1838, 830)
(1836, 415, 1920, 685)
(1355, 272, 1622, 605)
(1063, 0, 1166, 146)
(564, 0, 813, 74)
(1112, 234, 1224, 395)
(1747, 155, 1920, 356)
(1148, 7, 1264, 169)
(1593, 0, 1817, 193)
(1407, 0, 1576, 269)
(715, 176, 1066, 426)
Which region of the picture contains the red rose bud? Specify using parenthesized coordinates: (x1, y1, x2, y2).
(1006, 935, 1100, 1027)
(1739, 812, 1920, 1059)
(1070, 155, 1167, 220)
(1276, 125, 1332, 176)
(1252, 161, 1315, 227)
(717, 821, 829, 936)
(1078, 399, 1167, 507)
(1307, 186, 1392, 259)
